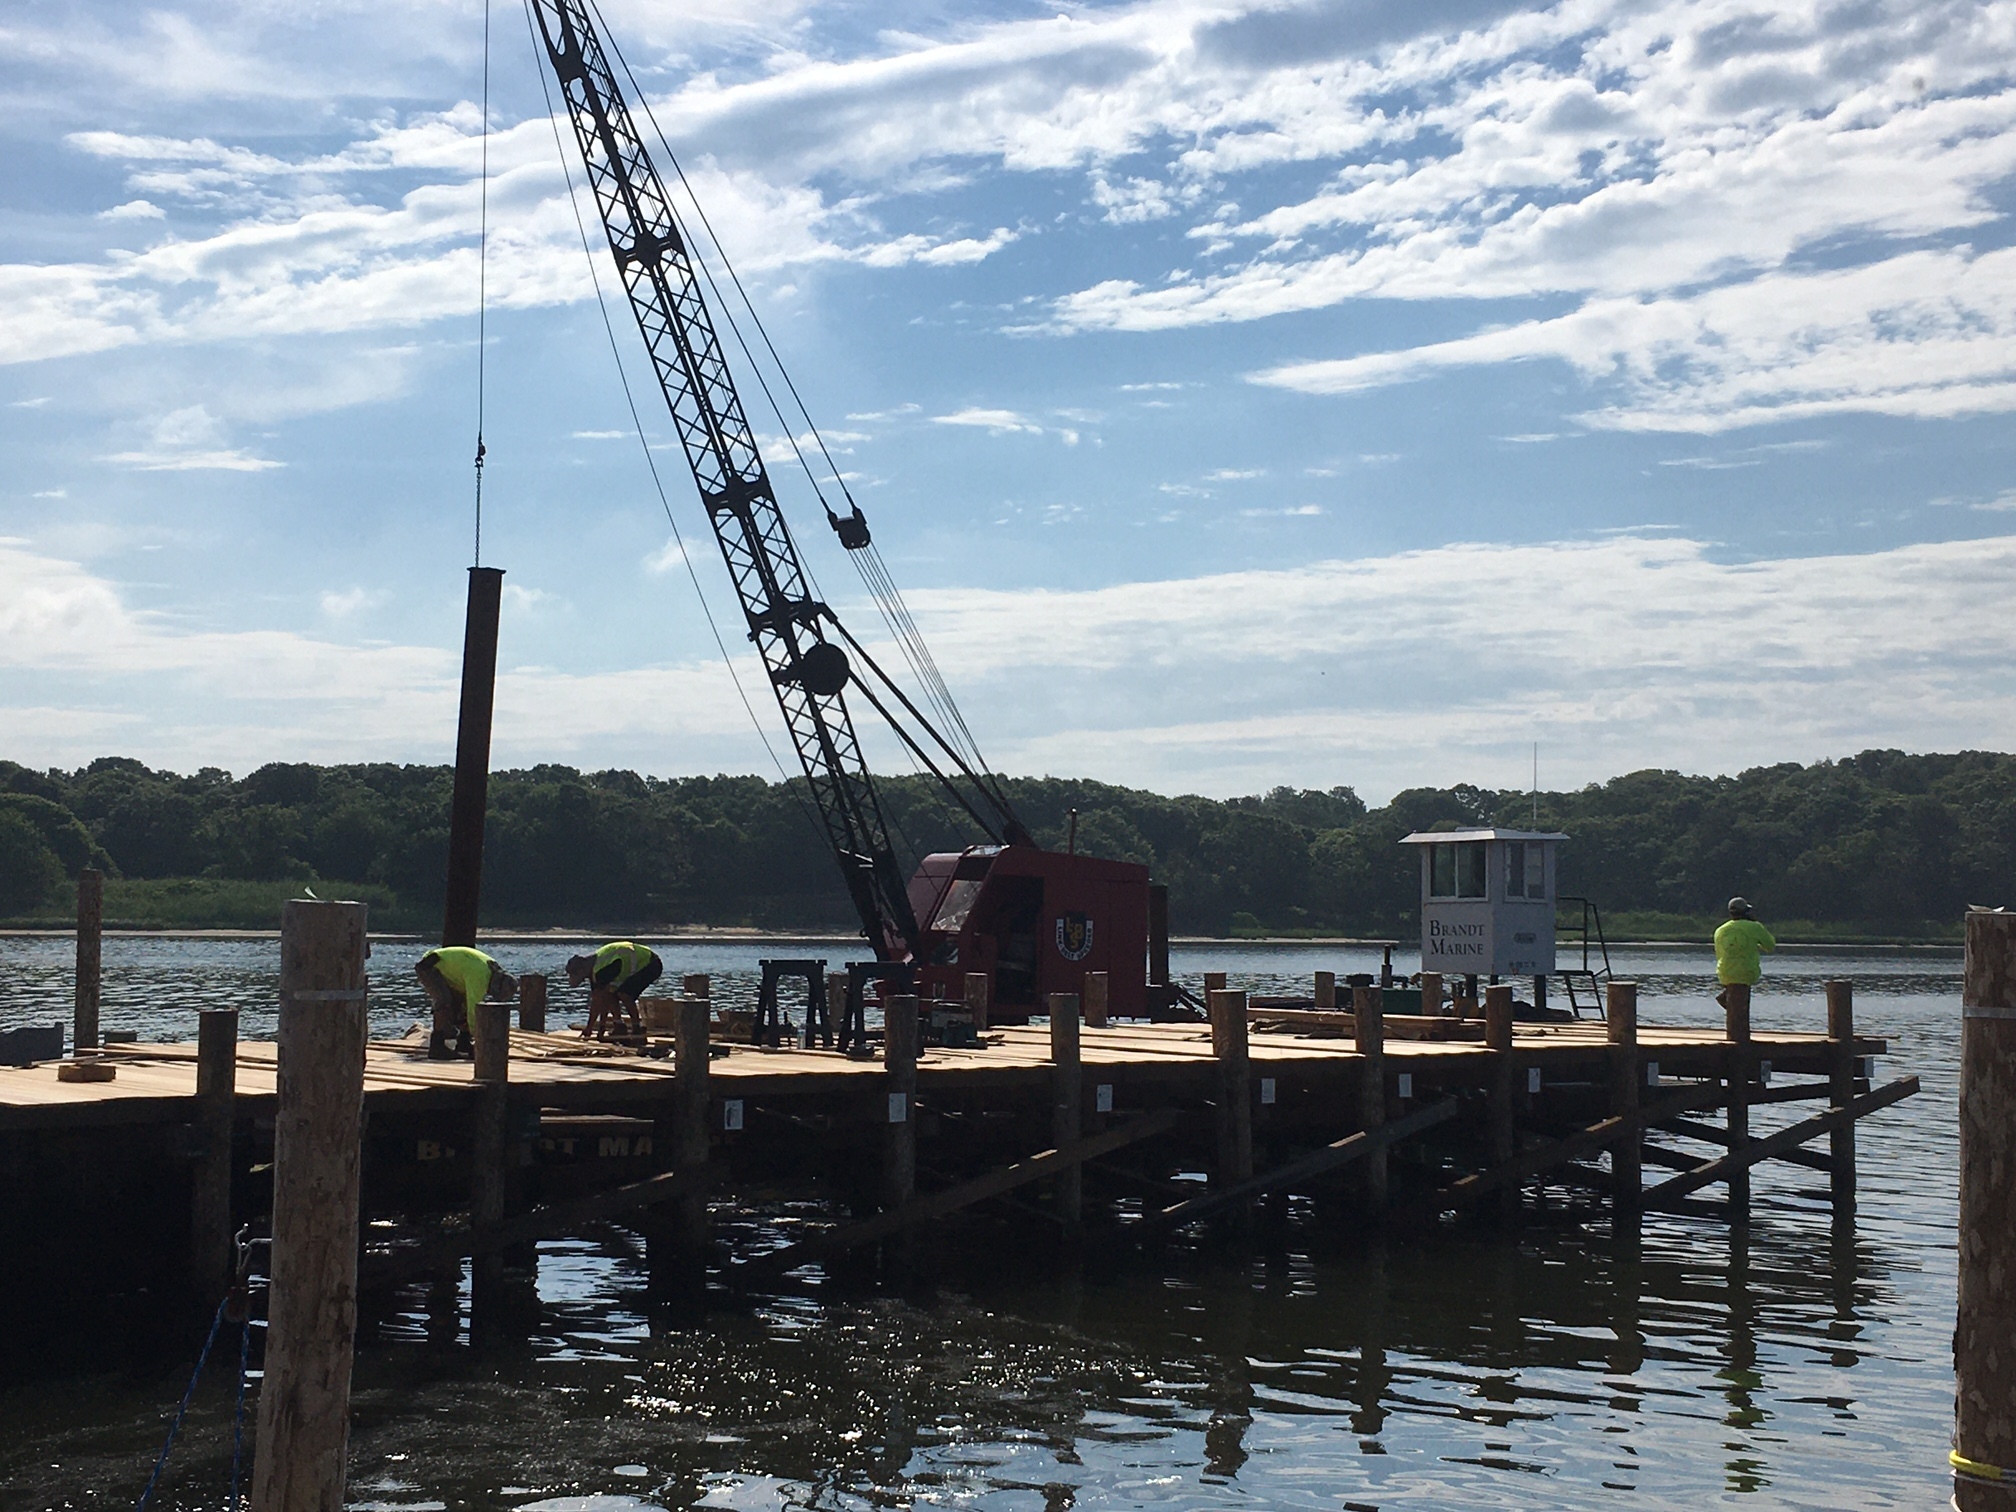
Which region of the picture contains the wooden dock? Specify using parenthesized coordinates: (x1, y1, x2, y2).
(0, 974, 1912, 1332)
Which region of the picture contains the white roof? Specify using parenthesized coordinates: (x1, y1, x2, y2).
(1397, 828, 1568, 845)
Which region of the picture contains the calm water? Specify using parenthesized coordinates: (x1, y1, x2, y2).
(0, 938, 1960, 1510)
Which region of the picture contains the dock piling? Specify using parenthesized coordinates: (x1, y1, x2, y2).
(74, 868, 102, 1053)
(1826, 979, 1855, 1217)
(1957, 909, 2016, 1507)
(1353, 984, 1387, 1211)
(1419, 971, 1443, 1017)
(1208, 989, 1254, 1228)
(671, 999, 711, 1262)
(963, 971, 990, 1032)
(189, 1008, 238, 1303)
(471, 1001, 511, 1311)
(1314, 971, 1336, 1011)
(1049, 993, 1083, 1229)
(253, 900, 368, 1512)
(1606, 982, 1639, 1218)
(518, 973, 547, 1033)
(883, 995, 919, 1269)
(1147, 884, 1170, 989)
(1485, 984, 1516, 1218)
(1723, 982, 1752, 1214)
(1082, 972, 1108, 1029)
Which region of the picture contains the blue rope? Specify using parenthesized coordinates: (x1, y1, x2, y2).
(135, 1294, 229, 1511)
(229, 1315, 253, 1511)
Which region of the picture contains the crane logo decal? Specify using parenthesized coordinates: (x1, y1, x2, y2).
(1055, 912, 1095, 962)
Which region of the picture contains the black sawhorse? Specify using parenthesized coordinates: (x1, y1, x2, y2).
(755, 958, 826, 1047)
(839, 961, 915, 1054)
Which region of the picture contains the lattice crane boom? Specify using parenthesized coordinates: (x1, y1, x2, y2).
(529, 0, 921, 955)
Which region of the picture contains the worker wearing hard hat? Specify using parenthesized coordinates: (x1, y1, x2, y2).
(566, 941, 663, 1041)
(416, 945, 518, 1060)
(1713, 897, 1776, 1006)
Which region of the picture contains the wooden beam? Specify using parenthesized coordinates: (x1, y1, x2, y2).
(1655, 1116, 1834, 1173)
(733, 1109, 1183, 1280)
(1434, 1081, 1727, 1209)
(1642, 1077, 1920, 1211)
(368, 1166, 711, 1281)
(1134, 1096, 1460, 1238)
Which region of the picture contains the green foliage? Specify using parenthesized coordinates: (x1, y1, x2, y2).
(0, 749, 2003, 936)
(0, 811, 65, 914)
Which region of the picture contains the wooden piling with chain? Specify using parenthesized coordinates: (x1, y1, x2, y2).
(252, 900, 368, 1512)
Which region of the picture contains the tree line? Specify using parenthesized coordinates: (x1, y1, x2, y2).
(0, 749, 2005, 936)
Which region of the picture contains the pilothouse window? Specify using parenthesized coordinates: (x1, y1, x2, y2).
(1505, 841, 1543, 898)
(1429, 842, 1488, 899)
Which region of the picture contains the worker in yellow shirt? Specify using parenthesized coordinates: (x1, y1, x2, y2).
(416, 945, 518, 1060)
(565, 941, 663, 1041)
(1713, 897, 1776, 1007)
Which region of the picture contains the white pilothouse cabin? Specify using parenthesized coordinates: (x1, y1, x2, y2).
(1399, 827, 1568, 1014)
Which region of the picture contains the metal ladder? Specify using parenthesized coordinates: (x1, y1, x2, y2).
(1554, 895, 1614, 1019)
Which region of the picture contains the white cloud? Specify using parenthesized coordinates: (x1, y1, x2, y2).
(0, 536, 761, 772)
(98, 199, 165, 221)
(1251, 246, 2016, 433)
(932, 407, 1045, 436)
(100, 404, 282, 471)
(572, 429, 628, 440)
(880, 530, 2016, 798)
(644, 537, 688, 574)
(10, 528, 2016, 798)
(318, 587, 382, 618)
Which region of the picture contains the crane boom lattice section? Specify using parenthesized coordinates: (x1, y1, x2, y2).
(530, 0, 918, 953)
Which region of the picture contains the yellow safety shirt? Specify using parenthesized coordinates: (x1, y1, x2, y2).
(1713, 918, 1777, 986)
(422, 946, 499, 1023)
(592, 941, 655, 984)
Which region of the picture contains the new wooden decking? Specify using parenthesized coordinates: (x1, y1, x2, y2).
(0, 1017, 1890, 1130)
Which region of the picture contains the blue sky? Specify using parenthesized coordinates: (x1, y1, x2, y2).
(4, 0, 2016, 801)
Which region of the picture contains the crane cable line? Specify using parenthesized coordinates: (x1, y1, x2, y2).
(472, 0, 492, 568)
(584, 0, 1011, 814)
(518, 0, 825, 843)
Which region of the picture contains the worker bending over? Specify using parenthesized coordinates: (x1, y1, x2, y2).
(416, 945, 518, 1060)
(1713, 896, 1776, 1009)
(566, 941, 663, 1041)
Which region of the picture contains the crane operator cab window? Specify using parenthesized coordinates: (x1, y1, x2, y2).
(1428, 841, 1489, 899)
